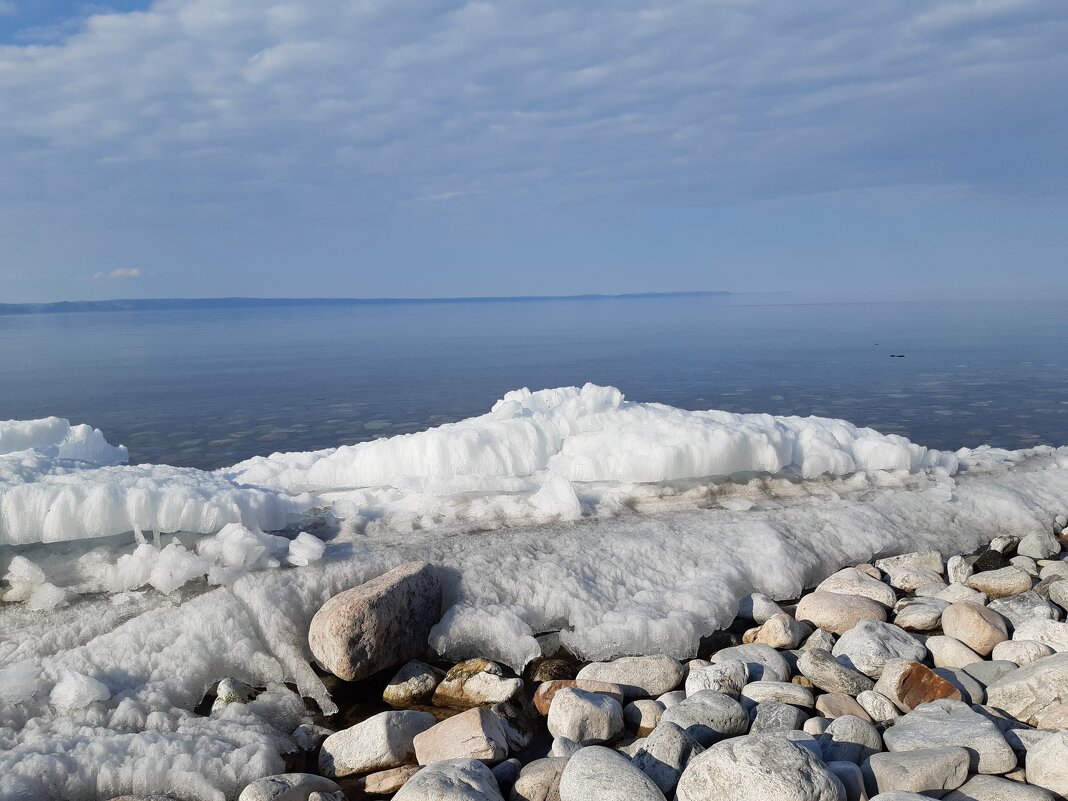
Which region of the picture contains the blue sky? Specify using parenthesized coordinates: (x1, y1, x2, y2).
(1, 0, 1066, 302)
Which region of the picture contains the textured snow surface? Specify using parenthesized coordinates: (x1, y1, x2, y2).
(1, 386, 1067, 800)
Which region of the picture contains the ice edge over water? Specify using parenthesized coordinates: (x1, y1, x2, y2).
(2, 385, 1067, 801)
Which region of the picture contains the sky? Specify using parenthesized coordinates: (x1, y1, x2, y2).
(0, 0, 1066, 302)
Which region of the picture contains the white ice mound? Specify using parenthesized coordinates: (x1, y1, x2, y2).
(0, 417, 127, 464)
(225, 383, 957, 492)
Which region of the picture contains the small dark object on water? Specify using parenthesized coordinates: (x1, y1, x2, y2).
(890, 354, 906, 358)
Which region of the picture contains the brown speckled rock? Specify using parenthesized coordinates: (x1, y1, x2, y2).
(308, 562, 442, 682)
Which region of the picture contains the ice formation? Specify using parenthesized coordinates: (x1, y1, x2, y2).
(1, 385, 1067, 800)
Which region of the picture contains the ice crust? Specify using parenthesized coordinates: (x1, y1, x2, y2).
(1, 386, 1067, 800)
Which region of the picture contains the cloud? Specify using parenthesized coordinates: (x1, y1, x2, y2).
(93, 267, 141, 280)
(0, 2, 15, 17)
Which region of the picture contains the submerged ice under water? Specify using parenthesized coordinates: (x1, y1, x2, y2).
(1, 384, 1067, 801)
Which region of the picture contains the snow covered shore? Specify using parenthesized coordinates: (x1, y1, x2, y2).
(1, 385, 1067, 799)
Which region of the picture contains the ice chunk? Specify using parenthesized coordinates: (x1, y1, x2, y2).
(287, 531, 326, 566)
(49, 669, 111, 709)
(0, 416, 126, 464)
(1, 554, 47, 601)
(0, 660, 41, 705)
(27, 582, 67, 610)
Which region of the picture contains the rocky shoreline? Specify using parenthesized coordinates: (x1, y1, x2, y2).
(176, 517, 1066, 800)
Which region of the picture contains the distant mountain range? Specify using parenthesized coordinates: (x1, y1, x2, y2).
(0, 291, 730, 315)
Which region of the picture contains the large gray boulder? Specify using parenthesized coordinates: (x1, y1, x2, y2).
(881, 699, 1016, 774)
(862, 747, 969, 797)
(986, 652, 1068, 725)
(412, 707, 510, 765)
(575, 655, 684, 700)
(1026, 730, 1068, 799)
(318, 711, 436, 778)
(546, 688, 624, 745)
(710, 644, 791, 682)
(393, 758, 505, 800)
(796, 649, 874, 695)
(832, 621, 926, 678)
(942, 774, 1055, 801)
(238, 774, 345, 801)
(309, 562, 442, 681)
(558, 746, 666, 801)
(511, 757, 567, 801)
(659, 689, 749, 746)
(676, 733, 846, 801)
(631, 721, 704, 796)
(817, 715, 883, 764)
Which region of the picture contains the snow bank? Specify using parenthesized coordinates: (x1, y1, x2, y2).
(225, 384, 957, 493)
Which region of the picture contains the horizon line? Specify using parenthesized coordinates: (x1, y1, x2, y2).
(0, 289, 734, 315)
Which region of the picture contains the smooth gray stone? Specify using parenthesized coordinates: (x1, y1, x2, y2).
(710, 644, 791, 683)
(512, 758, 567, 801)
(676, 733, 846, 801)
(989, 591, 1060, 627)
(739, 680, 814, 710)
(393, 759, 505, 801)
(881, 699, 1016, 775)
(863, 747, 969, 797)
(818, 715, 883, 764)
(797, 648, 874, 695)
(238, 774, 345, 801)
(558, 746, 666, 801)
(685, 659, 748, 698)
(933, 667, 986, 704)
(986, 652, 1068, 725)
(962, 660, 1019, 687)
(832, 620, 927, 678)
(825, 761, 868, 801)
(942, 774, 1056, 801)
(750, 701, 808, 733)
(630, 721, 703, 796)
(576, 655, 684, 700)
(659, 689, 749, 746)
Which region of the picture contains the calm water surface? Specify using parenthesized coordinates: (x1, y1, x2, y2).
(1, 295, 1065, 469)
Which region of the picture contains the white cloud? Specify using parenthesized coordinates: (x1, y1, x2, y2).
(93, 267, 141, 280)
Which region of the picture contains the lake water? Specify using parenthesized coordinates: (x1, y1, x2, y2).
(1, 294, 1065, 469)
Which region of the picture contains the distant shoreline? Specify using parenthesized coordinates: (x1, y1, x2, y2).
(0, 290, 731, 316)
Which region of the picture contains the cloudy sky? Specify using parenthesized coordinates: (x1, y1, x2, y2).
(1, 0, 1066, 302)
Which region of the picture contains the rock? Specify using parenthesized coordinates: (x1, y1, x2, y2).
(624, 699, 664, 736)
(750, 613, 809, 649)
(547, 688, 624, 745)
(797, 648, 875, 695)
(990, 592, 1060, 627)
(804, 716, 831, 735)
(962, 660, 1018, 687)
(882, 699, 1016, 774)
(491, 759, 521, 792)
(740, 680, 814, 710)
(817, 568, 898, 608)
(991, 640, 1054, 665)
(238, 775, 345, 801)
(942, 774, 1055, 801)
(308, 561, 442, 682)
(856, 690, 900, 723)
(968, 567, 1033, 599)
(750, 701, 809, 732)
(212, 678, 257, 712)
(576, 655, 684, 700)
(927, 635, 984, 669)
(685, 659, 748, 698)
(319, 711, 436, 778)
(796, 592, 888, 635)
(1012, 619, 1068, 652)
(533, 679, 625, 715)
(941, 602, 1009, 656)
(893, 598, 949, 632)
(932, 666, 984, 703)
(1026, 730, 1068, 799)
(384, 660, 445, 708)
(862, 747, 969, 797)
(947, 555, 974, 585)
(659, 689, 749, 746)
(292, 723, 335, 753)
(558, 746, 666, 801)
(875, 550, 944, 575)
(393, 758, 505, 801)
(529, 657, 579, 683)
(884, 566, 946, 593)
(361, 766, 423, 796)
(1019, 531, 1060, 560)
(413, 707, 510, 765)
(738, 592, 786, 624)
(1010, 555, 1040, 577)
(1044, 565, 1068, 586)
(802, 628, 838, 652)
(818, 715, 883, 764)
(1051, 578, 1068, 609)
(631, 721, 704, 796)
(1035, 702, 1068, 729)
(873, 660, 961, 712)
(676, 733, 846, 801)
(614, 737, 647, 758)
(825, 761, 867, 801)
(511, 757, 567, 801)
(433, 659, 523, 709)
(492, 694, 539, 752)
(832, 621, 927, 678)
(816, 693, 873, 722)
(986, 652, 1068, 725)
(974, 550, 1013, 573)
(710, 644, 791, 682)
(934, 583, 989, 605)
(550, 737, 581, 758)
(990, 536, 1021, 555)
(657, 689, 686, 708)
